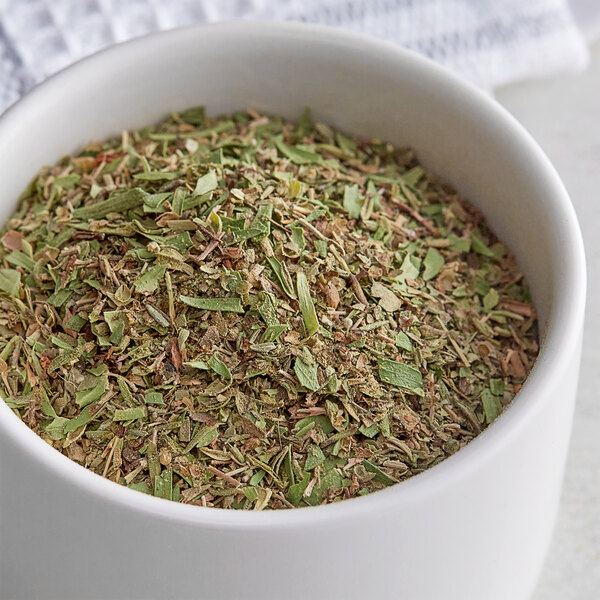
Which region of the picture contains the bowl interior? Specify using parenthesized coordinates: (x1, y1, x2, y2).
(0, 22, 585, 523)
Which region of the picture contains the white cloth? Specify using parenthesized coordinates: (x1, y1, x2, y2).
(0, 0, 593, 112)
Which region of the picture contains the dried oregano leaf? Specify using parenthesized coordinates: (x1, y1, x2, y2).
(193, 170, 218, 197)
(371, 281, 402, 312)
(422, 247, 444, 280)
(395, 331, 413, 351)
(134, 264, 167, 294)
(294, 356, 320, 392)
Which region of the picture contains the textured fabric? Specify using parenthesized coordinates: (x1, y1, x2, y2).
(570, 0, 600, 41)
(0, 0, 591, 112)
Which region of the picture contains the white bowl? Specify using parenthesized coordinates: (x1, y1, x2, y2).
(0, 22, 586, 600)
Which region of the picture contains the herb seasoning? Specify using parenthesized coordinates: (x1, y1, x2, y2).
(0, 108, 538, 509)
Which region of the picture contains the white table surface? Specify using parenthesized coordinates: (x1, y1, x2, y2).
(497, 41, 600, 600)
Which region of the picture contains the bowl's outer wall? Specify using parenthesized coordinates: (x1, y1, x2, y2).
(0, 23, 586, 600)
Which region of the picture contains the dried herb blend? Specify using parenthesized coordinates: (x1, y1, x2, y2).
(0, 108, 538, 509)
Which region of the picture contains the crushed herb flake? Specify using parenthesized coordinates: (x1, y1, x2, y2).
(0, 107, 538, 510)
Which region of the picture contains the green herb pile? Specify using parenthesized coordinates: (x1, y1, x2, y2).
(0, 108, 538, 509)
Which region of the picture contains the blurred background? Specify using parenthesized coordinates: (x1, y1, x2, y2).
(0, 1, 598, 598)
(0, 0, 599, 109)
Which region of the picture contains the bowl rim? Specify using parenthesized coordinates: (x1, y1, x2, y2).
(0, 20, 586, 529)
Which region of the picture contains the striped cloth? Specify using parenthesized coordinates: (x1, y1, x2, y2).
(0, 0, 592, 112)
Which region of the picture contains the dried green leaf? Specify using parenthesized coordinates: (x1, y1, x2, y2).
(261, 324, 288, 343)
(371, 281, 402, 312)
(185, 360, 210, 370)
(314, 239, 328, 257)
(423, 247, 444, 280)
(0, 269, 21, 297)
(305, 445, 326, 470)
(50, 335, 74, 350)
(490, 378, 505, 396)
(54, 174, 80, 189)
(113, 406, 146, 421)
(63, 405, 96, 434)
(266, 257, 296, 299)
(72, 188, 148, 220)
(482, 388, 502, 424)
(208, 354, 232, 381)
(363, 460, 397, 486)
(145, 390, 165, 405)
(143, 192, 171, 214)
(296, 272, 319, 336)
(134, 264, 167, 294)
(104, 310, 128, 345)
(378, 358, 423, 393)
(180, 295, 244, 313)
(76, 377, 107, 408)
(256, 292, 279, 326)
(43, 416, 69, 440)
(6, 251, 35, 271)
(144, 304, 169, 328)
(275, 136, 322, 164)
(287, 472, 310, 506)
(154, 468, 173, 500)
(343, 184, 362, 218)
(448, 233, 471, 253)
(395, 331, 413, 351)
(134, 171, 179, 181)
(128, 481, 151, 495)
(192, 170, 218, 197)
(178, 105, 205, 125)
(64, 314, 88, 332)
(291, 226, 306, 252)
(295, 415, 334, 435)
(243, 487, 259, 502)
(396, 252, 420, 283)
(359, 423, 380, 438)
(47, 289, 72, 307)
(483, 288, 500, 310)
(184, 425, 220, 452)
(294, 356, 320, 392)
(305, 464, 344, 506)
(471, 233, 495, 258)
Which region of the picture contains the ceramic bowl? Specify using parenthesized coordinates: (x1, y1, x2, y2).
(0, 22, 586, 600)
